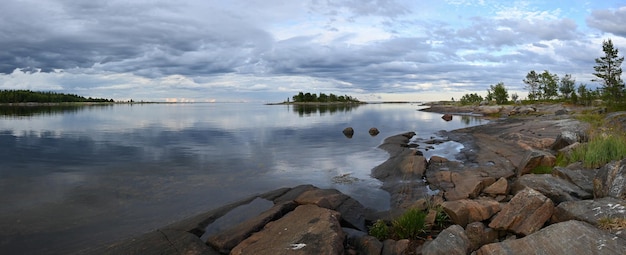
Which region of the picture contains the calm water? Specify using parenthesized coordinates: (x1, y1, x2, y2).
(0, 103, 483, 254)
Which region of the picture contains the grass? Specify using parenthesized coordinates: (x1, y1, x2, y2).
(598, 216, 626, 231)
(369, 220, 389, 240)
(369, 208, 428, 240)
(531, 165, 553, 174)
(557, 110, 626, 168)
(391, 208, 427, 240)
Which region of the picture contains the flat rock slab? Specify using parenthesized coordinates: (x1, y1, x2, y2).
(90, 229, 218, 255)
(442, 198, 501, 227)
(477, 220, 626, 255)
(231, 204, 345, 255)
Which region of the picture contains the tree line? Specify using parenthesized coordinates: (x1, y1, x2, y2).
(458, 39, 624, 108)
(290, 92, 361, 103)
(0, 90, 114, 103)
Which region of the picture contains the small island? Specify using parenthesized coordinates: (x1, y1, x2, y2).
(268, 92, 365, 105)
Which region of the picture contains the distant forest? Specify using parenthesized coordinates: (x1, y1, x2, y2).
(291, 92, 361, 103)
(0, 90, 114, 103)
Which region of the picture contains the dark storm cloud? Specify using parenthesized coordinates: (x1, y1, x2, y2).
(586, 7, 626, 37)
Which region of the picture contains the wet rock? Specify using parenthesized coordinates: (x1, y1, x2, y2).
(489, 188, 554, 236)
(369, 127, 380, 136)
(517, 149, 556, 176)
(482, 177, 509, 196)
(230, 204, 345, 255)
(594, 158, 626, 199)
(511, 174, 592, 204)
(206, 201, 298, 253)
(272, 184, 318, 204)
(95, 229, 218, 255)
(477, 220, 626, 255)
(442, 114, 453, 121)
(343, 127, 354, 138)
(421, 225, 471, 255)
(429, 155, 449, 164)
(441, 198, 501, 227)
(465, 222, 499, 252)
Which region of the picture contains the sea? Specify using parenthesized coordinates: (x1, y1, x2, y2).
(0, 102, 484, 254)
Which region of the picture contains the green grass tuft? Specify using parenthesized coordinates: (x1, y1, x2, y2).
(391, 208, 427, 239)
(531, 165, 553, 174)
(559, 133, 626, 168)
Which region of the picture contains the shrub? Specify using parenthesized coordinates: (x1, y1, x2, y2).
(391, 208, 427, 239)
(598, 217, 626, 231)
(369, 219, 390, 240)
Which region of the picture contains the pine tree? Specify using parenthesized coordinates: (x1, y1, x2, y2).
(593, 39, 624, 104)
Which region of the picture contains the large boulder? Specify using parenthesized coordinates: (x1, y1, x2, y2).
(421, 225, 471, 255)
(489, 188, 554, 236)
(593, 158, 626, 199)
(550, 130, 584, 151)
(230, 204, 345, 255)
(517, 149, 556, 176)
(441, 198, 501, 227)
(511, 174, 592, 204)
(477, 220, 626, 255)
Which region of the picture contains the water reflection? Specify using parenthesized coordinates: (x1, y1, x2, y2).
(0, 103, 484, 254)
(291, 103, 362, 116)
(0, 104, 113, 117)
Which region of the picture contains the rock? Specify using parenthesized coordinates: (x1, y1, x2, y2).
(465, 222, 499, 252)
(551, 197, 626, 238)
(551, 166, 596, 193)
(428, 155, 449, 164)
(550, 130, 581, 151)
(489, 188, 554, 236)
(441, 198, 501, 227)
(477, 220, 626, 255)
(295, 188, 367, 231)
(230, 204, 345, 255)
(444, 171, 496, 201)
(594, 159, 626, 199)
(94, 229, 219, 255)
(442, 114, 453, 121)
(206, 201, 298, 253)
(517, 149, 556, 176)
(369, 127, 380, 136)
(554, 109, 568, 115)
(352, 235, 383, 255)
(477, 106, 502, 115)
(381, 239, 410, 255)
(511, 174, 592, 204)
(272, 184, 318, 204)
(482, 177, 509, 196)
(421, 225, 471, 255)
(400, 154, 428, 177)
(343, 127, 354, 138)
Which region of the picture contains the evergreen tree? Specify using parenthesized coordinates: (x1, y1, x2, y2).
(593, 39, 624, 104)
(523, 70, 541, 100)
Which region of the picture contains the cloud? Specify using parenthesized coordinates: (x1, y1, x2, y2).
(0, 0, 623, 102)
(586, 6, 626, 37)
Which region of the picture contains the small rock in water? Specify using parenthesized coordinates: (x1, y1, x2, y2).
(369, 127, 380, 136)
(343, 127, 354, 138)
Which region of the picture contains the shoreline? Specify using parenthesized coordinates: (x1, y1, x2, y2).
(90, 102, 626, 254)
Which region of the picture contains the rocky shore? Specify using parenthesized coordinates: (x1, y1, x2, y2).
(85, 103, 626, 255)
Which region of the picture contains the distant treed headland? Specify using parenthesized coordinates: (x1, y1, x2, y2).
(0, 90, 114, 103)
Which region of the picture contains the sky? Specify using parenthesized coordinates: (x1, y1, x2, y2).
(1, 0, 626, 103)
